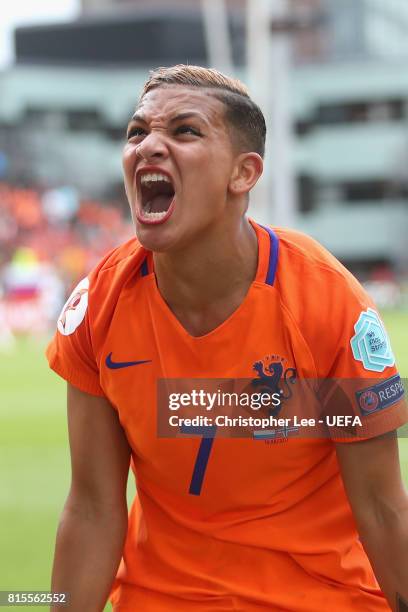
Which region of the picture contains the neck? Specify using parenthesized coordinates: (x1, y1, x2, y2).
(153, 216, 258, 312)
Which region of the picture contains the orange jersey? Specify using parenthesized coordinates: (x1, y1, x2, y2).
(47, 220, 407, 611)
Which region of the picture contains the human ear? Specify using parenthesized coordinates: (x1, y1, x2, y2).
(228, 153, 263, 196)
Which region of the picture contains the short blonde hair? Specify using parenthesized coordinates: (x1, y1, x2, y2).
(141, 64, 250, 98)
(139, 64, 266, 157)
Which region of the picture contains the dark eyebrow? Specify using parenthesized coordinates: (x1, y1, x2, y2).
(129, 111, 146, 124)
(169, 112, 208, 125)
(128, 111, 208, 125)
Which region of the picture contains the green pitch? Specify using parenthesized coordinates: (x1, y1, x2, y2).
(0, 310, 407, 607)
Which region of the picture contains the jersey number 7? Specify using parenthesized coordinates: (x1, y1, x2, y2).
(180, 425, 217, 495)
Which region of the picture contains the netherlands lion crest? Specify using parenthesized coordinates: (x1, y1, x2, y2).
(251, 355, 297, 417)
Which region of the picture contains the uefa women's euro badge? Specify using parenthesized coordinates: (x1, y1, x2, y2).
(57, 277, 89, 336)
(350, 308, 395, 372)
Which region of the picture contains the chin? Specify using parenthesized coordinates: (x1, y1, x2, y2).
(134, 222, 181, 254)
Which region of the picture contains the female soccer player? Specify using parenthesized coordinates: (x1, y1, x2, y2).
(47, 65, 408, 611)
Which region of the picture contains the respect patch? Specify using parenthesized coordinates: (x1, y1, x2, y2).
(356, 375, 405, 416)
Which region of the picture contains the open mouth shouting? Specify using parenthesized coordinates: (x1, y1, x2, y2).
(136, 169, 176, 225)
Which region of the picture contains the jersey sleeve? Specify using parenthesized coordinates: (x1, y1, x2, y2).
(310, 269, 407, 441)
(46, 275, 105, 397)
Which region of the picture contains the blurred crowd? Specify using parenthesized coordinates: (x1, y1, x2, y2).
(0, 180, 406, 346)
(0, 182, 133, 344)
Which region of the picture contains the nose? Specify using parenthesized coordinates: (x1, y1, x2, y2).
(136, 132, 168, 162)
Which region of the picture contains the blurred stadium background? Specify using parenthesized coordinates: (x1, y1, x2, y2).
(0, 0, 407, 607)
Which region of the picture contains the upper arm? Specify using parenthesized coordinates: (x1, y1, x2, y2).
(67, 383, 131, 511)
(335, 434, 408, 526)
